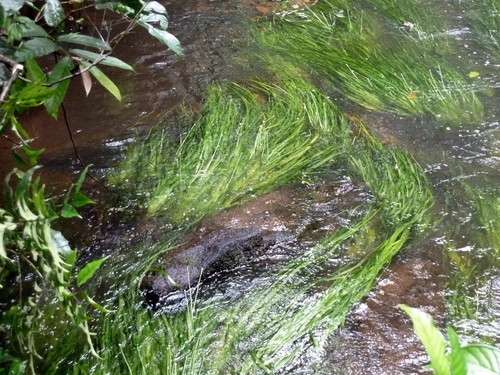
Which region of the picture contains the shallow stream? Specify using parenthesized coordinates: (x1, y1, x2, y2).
(1, 0, 498, 373)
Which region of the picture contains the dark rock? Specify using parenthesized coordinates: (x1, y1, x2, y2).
(141, 180, 368, 310)
(142, 227, 291, 308)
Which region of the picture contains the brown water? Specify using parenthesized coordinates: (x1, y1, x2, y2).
(1, 0, 498, 373)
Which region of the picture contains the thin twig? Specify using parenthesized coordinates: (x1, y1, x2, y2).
(109, 2, 149, 47)
(0, 56, 24, 102)
(1, 134, 21, 146)
(60, 101, 112, 191)
(43, 55, 110, 87)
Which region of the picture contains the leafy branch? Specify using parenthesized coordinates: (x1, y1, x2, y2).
(0, 166, 107, 373)
(0, 0, 183, 372)
(1, 0, 182, 141)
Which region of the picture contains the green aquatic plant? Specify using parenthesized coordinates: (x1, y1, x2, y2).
(445, 181, 500, 344)
(465, 0, 499, 59)
(112, 74, 351, 226)
(469, 189, 500, 252)
(360, 0, 439, 30)
(206, 132, 434, 373)
(259, 0, 482, 124)
(64, 292, 216, 375)
(70, 99, 433, 374)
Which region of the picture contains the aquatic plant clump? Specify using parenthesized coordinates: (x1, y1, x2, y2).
(114, 75, 351, 227)
(465, 0, 499, 59)
(68, 79, 434, 373)
(258, 0, 483, 124)
(65, 130, 433, 375)
(203, 136, 434, 373)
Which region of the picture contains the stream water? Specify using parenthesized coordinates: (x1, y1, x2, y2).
(1, 0, 498, 373)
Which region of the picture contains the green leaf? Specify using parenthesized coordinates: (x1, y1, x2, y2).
(140, 1, 169, 29)
(72, 192, 95, 208)
(94, 0, 141, 14)
(61, 203, 81, 219)
(80, 61, 121, 101)
(16, 16, 50, 38)
(448, 327, 467, 375)
(14, 166, 39, 198)
(76, 257, 108, 286)
(143, 1, 168, 15)
(140, 24, 183, 55)
(1, 0, 25, 15)
(0, 347, 26, 374)
(83, 292, 115, 313)
(70, 49, 134, 71)
(7, 22, 23, 42)
(50, 229, 72, 256)
(24, 59, 46, 83)
(461, 344, 500, 375)
(66, 250, 77, 267)
(139, 13, 168, 30)
(44, 0, 65, 27)
(11, 150, 28, 168)
(57, 33, 111, 51)
(21, 145, 45, 166)
(8, 359, 27, 375)
(74, 164, 93, 193)
(48, 56, 73, 85)
(399, 305, 450, 375)
(44, 57, 73, 118)
(0, 219, 16, 261)
(13, 37, 59, 62)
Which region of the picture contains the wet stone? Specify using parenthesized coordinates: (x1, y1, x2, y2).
(141, 179, 368, 310)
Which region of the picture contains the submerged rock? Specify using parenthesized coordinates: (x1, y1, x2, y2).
(142, 227, 291, 307)
(141, 180, 368, 310)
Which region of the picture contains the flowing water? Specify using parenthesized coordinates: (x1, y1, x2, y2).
(1, 0, 498, 373)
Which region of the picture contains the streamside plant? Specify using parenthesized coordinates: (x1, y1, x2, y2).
(0, 166, 106, 374)
(400, 304, 500, 375)
(258, 0, 482, 124)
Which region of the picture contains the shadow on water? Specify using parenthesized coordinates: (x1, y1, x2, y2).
(1, 0, 498, 373)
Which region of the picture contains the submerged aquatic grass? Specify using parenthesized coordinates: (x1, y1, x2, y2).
(205, 132, 433, 373)
(56, 0, 449, 372)
(63, 80, 433, 373)
(465, 0, 499, 59)
(446, 181, 500, 344)
(17, 0, 498, 372)
(113, 74, 350, 227)
(259, 0, 482, 124)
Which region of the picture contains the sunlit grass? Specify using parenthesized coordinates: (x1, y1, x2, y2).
(259, 0, 483, 124)
(112, 73, 351, 227)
